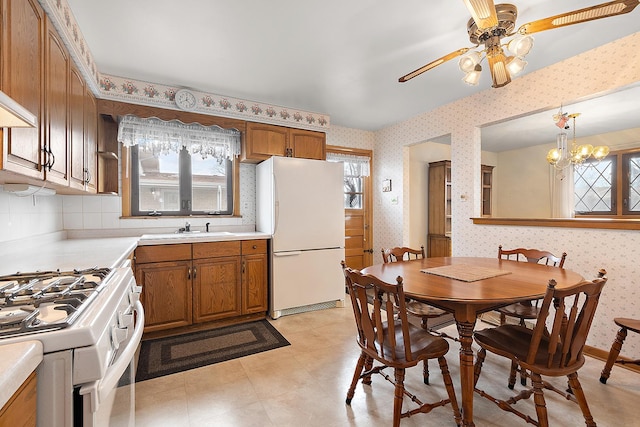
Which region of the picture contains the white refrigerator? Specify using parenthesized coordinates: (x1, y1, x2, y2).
(256, 156, 345, 319)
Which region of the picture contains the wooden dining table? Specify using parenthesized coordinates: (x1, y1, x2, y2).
(361, 256, 584, 427)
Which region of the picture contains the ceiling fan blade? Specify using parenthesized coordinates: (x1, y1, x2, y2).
(517, 0, 639, 35)
(399, 48, 470, 83)
(463, 0, 499, 30)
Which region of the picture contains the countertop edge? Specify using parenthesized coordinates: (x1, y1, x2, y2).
(0, 341, 43, 409)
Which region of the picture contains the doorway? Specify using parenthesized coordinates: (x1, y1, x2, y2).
(327, 146, 373, 269)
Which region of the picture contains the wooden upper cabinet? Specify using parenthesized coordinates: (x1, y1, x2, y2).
(242, 122, 326, 163)
(242, 122, 289, 161)
(0, 0, 45, 179)
(84, 89, 98, 193)
(44, 17, 69, 186)
(289, 128, 326, 160)
(68, 64, 85, 190)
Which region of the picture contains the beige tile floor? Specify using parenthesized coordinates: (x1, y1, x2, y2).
(135, 298, 640, 426)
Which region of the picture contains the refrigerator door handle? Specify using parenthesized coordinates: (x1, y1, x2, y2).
(274, 174, 279, 235)
(273, 251, 302, 257)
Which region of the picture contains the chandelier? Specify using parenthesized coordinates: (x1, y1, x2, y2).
(546, 111, 609, 170)
(458, 34, 534, 87)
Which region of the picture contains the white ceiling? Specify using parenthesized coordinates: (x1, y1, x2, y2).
(66, 0, 639, 133)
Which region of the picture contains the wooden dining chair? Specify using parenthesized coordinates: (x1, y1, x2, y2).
(341, 263, 461, 427)
(497, 246, 568, 388)
(473, 274, 607, 427)
(599, 317, 640, 384)
(381, 246, 456, 385)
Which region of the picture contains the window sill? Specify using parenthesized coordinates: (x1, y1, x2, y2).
(471, 217, 640, 231)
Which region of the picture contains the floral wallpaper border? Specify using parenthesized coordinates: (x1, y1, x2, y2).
(38, 0, 330, 132)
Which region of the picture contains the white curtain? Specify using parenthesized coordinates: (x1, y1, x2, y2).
(550, 165, 575, 218)
(117, 115, 241, 160)
(327, 152, 370, 176)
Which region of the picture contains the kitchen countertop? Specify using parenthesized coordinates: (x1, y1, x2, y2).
(0, 232, 271, 276)
(0, 341, 43, 409)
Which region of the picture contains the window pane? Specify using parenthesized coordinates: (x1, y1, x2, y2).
(138, 150, 180, 212)
(344, 193, 362, 209)
(191, 156, 228, 212)
(574, 159, 613, 213)
(344, 176, 363, 209)
(628, 153, 640, 212)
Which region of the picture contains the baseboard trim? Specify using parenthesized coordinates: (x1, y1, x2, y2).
(584, 345, 640, 375)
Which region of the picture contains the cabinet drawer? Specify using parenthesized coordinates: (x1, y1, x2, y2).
(193, 241, 241, 259)
(242, 239, 267, 255)
(135, 244, 192, 263)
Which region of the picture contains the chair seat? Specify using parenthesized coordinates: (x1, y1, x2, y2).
(614, 317, 640, 333)
(405, 300, 447, 318)
(497, 301, 541, 320)
(474, 324, 586, 376)
(377, 321, 450, 366)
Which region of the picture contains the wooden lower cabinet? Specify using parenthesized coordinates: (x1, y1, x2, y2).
(427, 234, 451, 258)
(136, 260, 192, 332)
(135, 239, 267, 334)
(0, 371, 37, 427)
(193, 256, 242, 322)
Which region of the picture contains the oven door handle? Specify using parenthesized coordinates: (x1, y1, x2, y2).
(79, 300, 145, 413)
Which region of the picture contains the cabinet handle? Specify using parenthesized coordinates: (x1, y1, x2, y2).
(252, 245, 257, 249)
(193, 266, 197, 279)
(242, 260, 245, 274)
(187, 267, 191, 280)
(48, 147, 55, 171)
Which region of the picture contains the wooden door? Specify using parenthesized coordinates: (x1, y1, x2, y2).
(327, 146, 373, 269)
(1, 0, 45, 179)
(192, 256, 242, 323)
(136, 260, 192, 333)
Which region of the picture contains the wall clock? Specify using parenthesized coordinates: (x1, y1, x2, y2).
(175, 89, 197, 111)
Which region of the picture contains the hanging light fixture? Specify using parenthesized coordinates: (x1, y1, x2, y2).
(458, 34, 533, 87)
(546, 111, 610, 170)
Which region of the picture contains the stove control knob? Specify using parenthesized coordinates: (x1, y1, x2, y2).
(118, 311, 133, 328)
(111, 326, 129, 350)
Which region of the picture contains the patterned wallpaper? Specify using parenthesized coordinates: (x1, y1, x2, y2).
(373, 32, 640, 355)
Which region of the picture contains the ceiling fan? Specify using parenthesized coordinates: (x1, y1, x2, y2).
(399, 0, 640, 88)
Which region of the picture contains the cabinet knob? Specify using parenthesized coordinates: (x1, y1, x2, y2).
(252, 245, 257, 249)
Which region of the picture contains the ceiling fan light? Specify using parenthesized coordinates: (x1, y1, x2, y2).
(487, 48, 511, 88)
(458, 51, 481, 73)
(462, 64, 482, 86)
(507, 35, 534, 57)
(506, 56, 527, 75)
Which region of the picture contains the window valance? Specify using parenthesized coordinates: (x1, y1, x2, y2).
(327, 152, 370, 177)
(117, 115, 241, 160)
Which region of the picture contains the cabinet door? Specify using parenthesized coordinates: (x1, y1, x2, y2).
(242, 122, 288, 162)
(84, 89, 98, 193)
(68, 64, 85, 190)
(1, 0, 45, 179)
(427, 234, 451, 258)
(289, 128, 326, 160)
(136, 261, 192, 332)
(0, 371, 37, 427)
(242, 253, 268, 314)
(44, 18, 69, 185)
(193, 256, 241, 323)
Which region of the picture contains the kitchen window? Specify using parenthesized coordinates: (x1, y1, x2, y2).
(327, 152, 370, 209)
(118, 115, 240, 216)
(574, 148, 640, 217)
